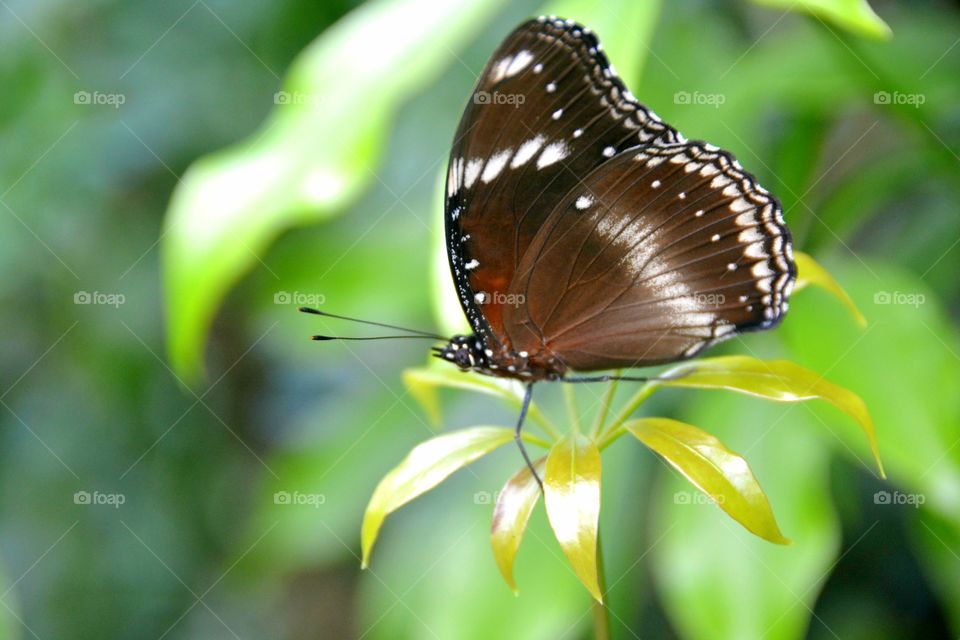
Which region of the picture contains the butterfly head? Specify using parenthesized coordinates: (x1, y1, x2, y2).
(435, 335, 488, 371)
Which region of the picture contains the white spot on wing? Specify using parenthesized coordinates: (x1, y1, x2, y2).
(602, 146, 616, 158)
(552, 108, 563, 120)
(575, 195, 593, 210)
(505, 50, 533, 78)
(481, 148, 512, 183)
(463, 158, 482, 189)
(537, 141, 570, 169)
(511, 135, 544, 168)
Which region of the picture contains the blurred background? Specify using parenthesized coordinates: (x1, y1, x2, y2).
(1, 0, 959, 638)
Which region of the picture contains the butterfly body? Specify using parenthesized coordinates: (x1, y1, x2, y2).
(434, 333, 567, 381)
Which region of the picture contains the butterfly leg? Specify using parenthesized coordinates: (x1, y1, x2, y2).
(560, 369, 695, 384)
(515, 382, 544, 491)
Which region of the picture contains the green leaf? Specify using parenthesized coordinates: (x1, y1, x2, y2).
(162, 0, 508, 380)
(625, 417, 788, 544)
(751, 0, 891, 39)
(544, 435, 603, 602)
(401, 365, 558, 438)
(781, 260, 960, 522)
(652, 396, 840, 640)
(361, 426, 514, 566)
(661, 355, 884, 477)
(490, 457, 545, 595)
(793, 251, 867, 327)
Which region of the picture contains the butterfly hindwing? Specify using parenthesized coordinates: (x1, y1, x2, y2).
(502, 142, 795, 371)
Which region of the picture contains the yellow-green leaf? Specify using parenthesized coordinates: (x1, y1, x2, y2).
(402, 366, 557, 436)
(663, 356, 884, 477)
(544, 435, 603, 602)
(752, 0, 891, 40)
(402, 366, 523, 426)
(490, 457, 545, 595)
(361, 426, 513, 567)
(794, 251, 866, 328)
(626, 418, 789, 544)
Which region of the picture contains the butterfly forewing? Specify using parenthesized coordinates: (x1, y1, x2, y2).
(502, 142, 795, 371)
(445, 17, 683, 348)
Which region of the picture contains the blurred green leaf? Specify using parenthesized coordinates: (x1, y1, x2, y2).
(652, 396, 840, 640)
(794, 250, 867, 327)
(752, 0, 891, 39)
(661, 355, 884, 476)
(361, 426, 514, 566)
(163, 0, 509, 379)
(544, 435, 603, 602)
(915, 510, 960, 636)
(490, 457, 545, 594)
(625, 417, 789, 544)
(781, 260, 960, 522)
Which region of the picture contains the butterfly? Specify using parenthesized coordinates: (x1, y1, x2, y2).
(305, 16, 795, 484)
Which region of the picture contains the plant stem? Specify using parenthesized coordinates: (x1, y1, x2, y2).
(592, 530, 611, 640)
(588, 376, 619, 439)
(600, 382, 660, 440)
(562, 384, 582, 434)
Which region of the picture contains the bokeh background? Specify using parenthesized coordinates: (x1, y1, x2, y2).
(2, 0, 959, 638)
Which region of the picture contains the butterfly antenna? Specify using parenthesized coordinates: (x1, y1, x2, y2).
(312, 334, 443, 341)
(299, 307, 447, 341)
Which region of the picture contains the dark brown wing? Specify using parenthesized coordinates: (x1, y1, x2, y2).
(444, 16, 683, 348)
(502, 142, 796, 371)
